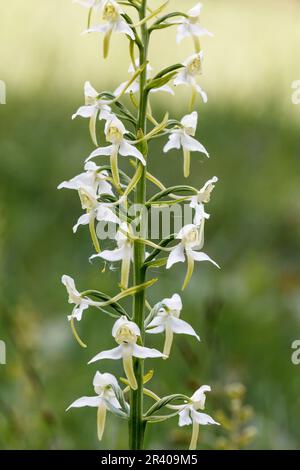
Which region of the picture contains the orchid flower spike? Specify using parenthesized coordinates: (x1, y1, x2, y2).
(190, 176, 218, 225)
(83, 0, 135, 58)
(72, 81, 112, 146)
(114, 60, 174, 97)
(88, 316, 165, 390)
(90, 223, 133, 289)
(62, 275, 93, 321)
(146, 294, 200, 359)
(173, 3, 213, 49)
(86, 114, 146, 191)
(166, 222, 219, 290)
(163, 111, 209, 178)
(67, 371, 121, 441)
(178, 385, 219, 450)
(174, 52, 207, 106)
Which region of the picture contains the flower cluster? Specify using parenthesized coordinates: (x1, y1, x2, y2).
(60, 1, 220, 450)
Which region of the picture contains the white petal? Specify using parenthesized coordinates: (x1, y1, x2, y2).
(182, 135, 209, 156)
(190, 24, 214, 38)
(132, 344, 164, 359)
(193, 204, 209, 225)
(125, 81, 140, 95)
(195, 84, 208, 103)
(146, 325, 165, 334)
(151, 85, 174, 95)
(191, 385, 211, 404)
(84, 24, 110, 34)
(58, 172, 94, 191)
(97, 180, 114, 196)
(113, 81, 127, 97)
(67, 396, 102, 410)
(188, 3, 202, 17)
(93, 247, 125, 262)
(164, 293, 182, 312)
(61, 274, 76, 292)
(178, 407, 192, 427)
(93, 371, 118, 389)
(181, 111, 198, 131)
(114, 19, 135, 39)
(163, 133, 181, 153)
(176, 24, 190, 44)
(99, 107, 112, 121)
(84, 80, 98, 98)
(166, 244, 185, 269)
(146, 316, 165, 329)
(84, 161, 99, 172)
(170, 318, 200, 341)
(96, 206, 120, 224)
(73, 213, 92, 233)
(177, 224, 197, 241)
(119, 141, 146, 165)
(108, 396, 121, 408)
(191, 410, 220, 426)
(173, 70, 187, 87)
(88, 345, 123, 364)
(85, 145, 113, 162)
(190, 250, 220, 268)
(72, 105, 96, 120)
(68, 302, 89, 322)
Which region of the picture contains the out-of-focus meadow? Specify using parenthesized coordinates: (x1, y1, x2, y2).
(0, 0, 300, 449)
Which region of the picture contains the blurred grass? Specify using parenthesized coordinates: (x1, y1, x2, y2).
(0, 0, 300, 449)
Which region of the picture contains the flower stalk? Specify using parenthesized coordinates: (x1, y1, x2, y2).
(129, 0, 149, 450)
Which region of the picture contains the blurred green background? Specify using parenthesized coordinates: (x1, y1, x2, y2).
(1, 0, 300, 449)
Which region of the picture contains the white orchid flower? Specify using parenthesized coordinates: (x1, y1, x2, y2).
(72, 81, 112, 146)
(174, 52, 207, 104)
(69, 184, 119, 234)
(176, 385, 219, 449)
(88, 316, 164, 390)
(83, 1, 135, 58)
(58, 162, 118, 237)
(114, 60, 174, 97)
(166, 222, 219, 289)
(62, 275, 93, 321)
(163, 111, 209, 178)
(173, 3, 213, 47)
(58, 161, 114, 197)
(190, 176, 218, 225)
(90, 223, 133, 289)
(85, 115, 145, 190)
(146, 294, 200, 358)
(67, 371, 121, 441)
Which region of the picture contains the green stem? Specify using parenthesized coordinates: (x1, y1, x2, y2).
(129, 0, 149, 451)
